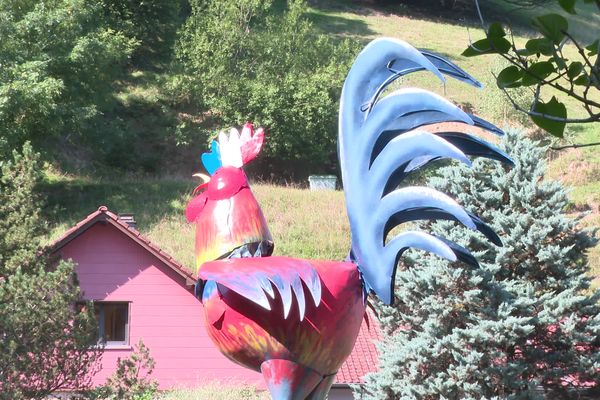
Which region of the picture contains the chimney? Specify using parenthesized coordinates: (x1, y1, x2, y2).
(118, 213, 137, 229)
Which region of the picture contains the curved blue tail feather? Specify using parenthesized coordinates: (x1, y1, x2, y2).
(339, 38, 512, 304)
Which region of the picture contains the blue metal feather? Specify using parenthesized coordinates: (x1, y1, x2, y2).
(269, 274, 293, 319)
(339, 37, 507, 305)
(433, 235, 480, 268)
(371, 116, 506, 164)
(384, 207, 502, 247)
(377, 187, 477, 236)
(342, 38, 445, 124)
(363, 49, 482, 114)
(435, 132, 514, 166)
(201, 140, 222, 175)
(469, 114, 505, 136)
(368, 89, 474, 133)
(380, 132, 514, 195)
(290, 275, 306, 321)
(419, 50, 483, 88)
(369, 130, 471, 197)
(295, 261, 322, 308)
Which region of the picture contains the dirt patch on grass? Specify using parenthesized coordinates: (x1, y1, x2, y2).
(565, 160, 599, 186)
(548, 148, 600, 187)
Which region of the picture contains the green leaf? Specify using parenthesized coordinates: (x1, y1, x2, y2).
(531, 96, 567, 138)
(521, 61, 555, 85)
(462, 38, 492, 57)
(531, 61, 555, 77)
(525, 38, 554, 56)
(531, 14, 568, 44)
(586, 39, 599, 56)
(497, 66, 523, 88)
(521, 74, 539, 86)
(488, 22, 506, 38)
(567, 62, 584, 79)
(552, 54, 568, 70)
(516, 48, 535, 57)
(574, 75, 590, 85)
(462, 36, 511, 57)
(558, 0, 577, 14)
(490, 37, 512, 54)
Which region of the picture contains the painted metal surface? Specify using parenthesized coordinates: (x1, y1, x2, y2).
(187, 38, 511, 399)
(189, 179, 272, 273)
(199, 256, 322, 320)
(185, 125, 273, 274)
(200, 258, 365, 377)
(338, 37, 512, 305)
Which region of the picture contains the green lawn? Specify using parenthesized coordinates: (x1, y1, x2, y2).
(158, 384, 268, 400)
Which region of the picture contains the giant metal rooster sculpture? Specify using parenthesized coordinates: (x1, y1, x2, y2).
(185, 38, 513, 400)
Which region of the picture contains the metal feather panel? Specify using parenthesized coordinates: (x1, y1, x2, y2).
(369, 130, 471, 197)
(383, 207, 502, 247)
(419, 50, 483, 88)
(198, 256, 322, 321)
(435, 132, 514, 166)
(338, 37, 507, 305)
(376, 187, 477, 236)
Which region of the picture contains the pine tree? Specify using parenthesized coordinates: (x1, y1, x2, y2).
(358, 129, 600, 399)
(0, 143, 100, 399)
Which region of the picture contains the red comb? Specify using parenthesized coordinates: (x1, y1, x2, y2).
(240, 123, 264, 165)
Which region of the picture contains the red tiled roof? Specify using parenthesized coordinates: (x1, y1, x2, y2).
(49, 206, 196, 286)
(336, 311, 382, 385)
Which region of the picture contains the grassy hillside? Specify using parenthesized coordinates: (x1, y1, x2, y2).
(43, 0, 599, 284)
(43, 176, 349, 270)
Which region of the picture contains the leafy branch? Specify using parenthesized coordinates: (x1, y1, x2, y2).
(464, 0, 600, 138)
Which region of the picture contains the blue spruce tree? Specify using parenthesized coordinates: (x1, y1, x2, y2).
(358, 129, 600, 399)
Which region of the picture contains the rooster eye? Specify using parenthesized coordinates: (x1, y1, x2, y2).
(207, 166, 248, 200)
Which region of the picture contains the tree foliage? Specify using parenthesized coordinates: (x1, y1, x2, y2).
(0, 143, 100, 399)
(100, 0, 185, 65)
(358, 130, 600, 399)
(176, 0, 358, 176)
(0, 0, 138, 158)
(464, 0, 600, 138)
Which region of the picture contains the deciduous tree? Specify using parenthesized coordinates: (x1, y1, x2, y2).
(464, 0, 600, 139)
(176, 0, 358, 176)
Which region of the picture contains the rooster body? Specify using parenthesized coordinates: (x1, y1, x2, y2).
(185, 38, 512, 399)
(201, 258, 364, 376)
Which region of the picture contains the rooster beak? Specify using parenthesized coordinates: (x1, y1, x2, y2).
(192, 173, 211, 194)
(193, 173, 211, 183)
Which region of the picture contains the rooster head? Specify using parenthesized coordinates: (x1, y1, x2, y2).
(185, 123, 273, 274)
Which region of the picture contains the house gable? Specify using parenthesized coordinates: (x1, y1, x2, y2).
(51, 207, 263, 388)
(51, 206, 196, 287)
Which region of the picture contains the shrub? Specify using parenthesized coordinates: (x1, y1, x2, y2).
(176, 0, 358, 176)
(100, 0, 185, 65)
(0, 0, 137, 158)
(88, 340, 158, 400)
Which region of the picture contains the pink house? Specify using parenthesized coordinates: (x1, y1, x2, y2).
(50, 206, 380, 398)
